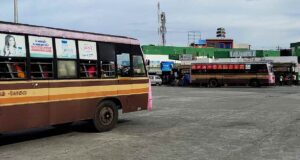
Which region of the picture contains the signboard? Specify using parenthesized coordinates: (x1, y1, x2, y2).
(0, 34, 26, 57)
(179, 54, 193, 61)
(29, 36, 53, 58)
(78, 41, 97, 60)
(161, 61, 174, 72)
(150, 60, 161, 68)
(197, 40, 206, 45)
(55, 38, 77, 59)
(245, 64, 251, 70)
(230, 50, 256, 58)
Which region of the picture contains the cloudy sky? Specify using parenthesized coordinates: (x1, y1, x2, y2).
(0, 0, 299, 49)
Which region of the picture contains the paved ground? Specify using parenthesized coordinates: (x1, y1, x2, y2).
(0, 86, 300, 160)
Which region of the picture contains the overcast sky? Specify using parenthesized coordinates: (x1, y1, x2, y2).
(1, 0, 299, 49)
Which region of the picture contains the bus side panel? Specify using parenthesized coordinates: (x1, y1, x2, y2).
(190, 74, 207, 85)
(118, 78, 149, 113)
(0, 104, 49, 133)
(257, 73, 270, 86)
(223, 74, 257, 85)
(49, 100, 81, 125)
(122, 93, 148, 113)
(0, 81, 50, 133)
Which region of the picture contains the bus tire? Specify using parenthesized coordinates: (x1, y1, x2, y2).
(93, 100, 118, 132)
(208, 79, 218, 88)
(250, 79, 260, 87)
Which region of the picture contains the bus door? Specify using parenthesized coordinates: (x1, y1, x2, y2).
(131, 52, 148, 111)
(116, 50, 135, 112)
(116, 45, 148, 112)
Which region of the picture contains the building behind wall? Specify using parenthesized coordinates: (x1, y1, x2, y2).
(206, 39, 233, 49)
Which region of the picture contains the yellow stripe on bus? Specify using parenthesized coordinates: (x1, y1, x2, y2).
(0, 83, 149, 106)
(0, 83, 148, 99)
(0, 77, 149, 84)
(0, 90, 148, 107)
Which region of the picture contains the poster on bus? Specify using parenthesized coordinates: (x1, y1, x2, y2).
(29, 36, 53, 58)
(0, 34, 26, 57)
(55, 38, 77, 59)
(78, 41, 97, 60)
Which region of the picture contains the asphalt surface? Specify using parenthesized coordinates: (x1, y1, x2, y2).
(0, 86, 300, 160)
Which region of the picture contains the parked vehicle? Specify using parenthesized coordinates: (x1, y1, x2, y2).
(0, 21, 150, 133)
(190, 62, 275, 87)
(149, 75, 162, 86)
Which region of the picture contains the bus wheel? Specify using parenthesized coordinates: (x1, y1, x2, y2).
(208, 79, 218, 88)
(93, 100, 118, 132)
(250, 79, 260, 87)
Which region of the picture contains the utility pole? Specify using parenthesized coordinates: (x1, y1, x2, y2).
(14, 0, 18, 23)
(157, 2, 160, 46)
(157, 2, 167, 46)
(160, 12, 167, 46)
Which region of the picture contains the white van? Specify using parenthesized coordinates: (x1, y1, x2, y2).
(149, 75, 162, 86)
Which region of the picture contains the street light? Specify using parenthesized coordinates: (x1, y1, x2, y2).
(14, 0, 18, 23)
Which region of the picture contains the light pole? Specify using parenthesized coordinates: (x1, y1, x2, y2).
(14, 0, 18, 23)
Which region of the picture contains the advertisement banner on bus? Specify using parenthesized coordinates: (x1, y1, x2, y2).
(0, 34, 26, 57)
(29, 36, 54, 58)
(55, 38, 77, 59)
(78, 41, 97, 60)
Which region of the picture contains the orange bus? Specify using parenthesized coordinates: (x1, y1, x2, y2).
(0, 21, 150, 133)
(190, 62, 275, 87)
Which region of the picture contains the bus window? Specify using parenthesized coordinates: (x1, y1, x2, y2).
(98, 43, 116, 78)
(133, 55, 146, 77)
(101, 61, 115, 78)
(0, 60, 26, 79)
(116, 43, 131, 77)
(250, 64, 268, 73)
(57, 60, 77, 79)
(30, 59, 53, 79)
(117, 53, 130, 77)
(131, 45, 146, 77)
(80, 60, 97, 78)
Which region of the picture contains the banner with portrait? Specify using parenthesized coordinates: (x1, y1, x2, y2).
(29, 36, 54, 58)
(55, 38, 77, 59)
(0, 33, 26, 57)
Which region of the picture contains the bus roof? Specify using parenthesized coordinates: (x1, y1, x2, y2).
(0, 21, 140, 45)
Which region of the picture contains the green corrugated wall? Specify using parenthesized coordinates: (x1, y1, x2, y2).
(142, 45, 280, 60)
(256, 50, 280, 57)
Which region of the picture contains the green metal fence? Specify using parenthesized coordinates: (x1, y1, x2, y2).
(142, 45, 280, 60)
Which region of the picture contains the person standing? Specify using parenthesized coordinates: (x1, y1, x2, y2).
(292, 74, 297, 85)
(279, 75, 284, 86)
